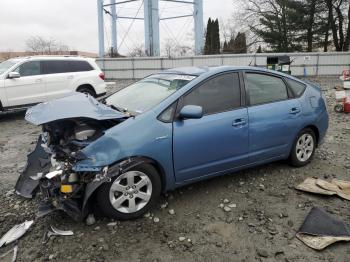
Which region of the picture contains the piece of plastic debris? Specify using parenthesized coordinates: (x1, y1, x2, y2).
(86, 214, 96, 226)
(0, 221, 34, 247)
(42, 226, 74, 244)
(45, 170, 63, 179)
(153, 217, 160, 223)
(296, 207, 350, 250)
(0, 245, 18, 262)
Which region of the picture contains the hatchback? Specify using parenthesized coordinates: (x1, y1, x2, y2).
(15, 66, 328, 221)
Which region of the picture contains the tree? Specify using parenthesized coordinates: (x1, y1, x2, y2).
(325, 0, 350, 51)
(257, 45, 262, 53)
(25, 36, 69, 54)
(128, 44, 146, 57)
(204, 18, 221, 54)
(232, 32, 247, 53)
(237, 0, 349, 52)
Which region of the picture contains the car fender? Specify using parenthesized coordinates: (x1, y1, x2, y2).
(81, 156, 159, 217)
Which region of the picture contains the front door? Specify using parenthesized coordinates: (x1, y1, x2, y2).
(4, 61, 46, 107)
(173, 72, 249, 182)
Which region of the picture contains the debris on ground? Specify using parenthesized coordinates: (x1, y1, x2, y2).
(296, 178, 350, 200)
(296, 207, 350, 250)
(0, 221, 33, 247)
(0, 245, 18, 262)
(85, 214, 96, 226)
(42, 226, 74, 244)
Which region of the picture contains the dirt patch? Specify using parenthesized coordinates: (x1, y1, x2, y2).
(0, 78, 349, 261)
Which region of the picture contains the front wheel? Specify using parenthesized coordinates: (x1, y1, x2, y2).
(289, 129, 316, 167)
(96, 163, 161, 220)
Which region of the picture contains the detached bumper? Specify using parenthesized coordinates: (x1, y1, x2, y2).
(15, 135, 51, 198)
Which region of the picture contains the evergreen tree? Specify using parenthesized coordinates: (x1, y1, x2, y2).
(212, 19, 221, 54)
(257, 45, 262, 53)
(204, 18, 212, 55)
(204, 18, 221, 54)
(232, 32, 247, 53)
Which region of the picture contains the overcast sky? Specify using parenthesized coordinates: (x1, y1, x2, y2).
(0, 0, 235, 55)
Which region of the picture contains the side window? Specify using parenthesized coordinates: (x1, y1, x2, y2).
(246, 73, 288, 105)
(42, 61, 68, 74)
(286, 78, 306, 97)
(158, 102, 177, 123)
(15, 61, 41, 77)
(181, 73, 241, 115)
(68, 61, 94, 72)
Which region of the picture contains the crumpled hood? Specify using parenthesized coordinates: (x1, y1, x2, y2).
(25, 92, 126, 125)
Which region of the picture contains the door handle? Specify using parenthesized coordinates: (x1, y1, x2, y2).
(35, 79, 42, 83)
(289, 107, 301, 114)
(232, 118, 246, 127)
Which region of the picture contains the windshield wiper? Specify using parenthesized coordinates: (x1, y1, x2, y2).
(110, 105, 136, 117)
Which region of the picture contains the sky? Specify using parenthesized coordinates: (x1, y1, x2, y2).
(0, 0, 235, 56)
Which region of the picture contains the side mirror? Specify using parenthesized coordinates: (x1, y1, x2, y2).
(8, 72, 20, 79)
(179, 105, 203, 120)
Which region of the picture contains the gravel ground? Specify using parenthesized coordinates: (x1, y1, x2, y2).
(0, 77, 349, 262)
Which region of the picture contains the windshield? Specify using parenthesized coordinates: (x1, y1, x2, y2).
(106, 74, 196, 114)
(0, 60, 17, 75)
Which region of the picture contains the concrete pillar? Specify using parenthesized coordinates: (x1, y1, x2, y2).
(110, 0, 117, 56)
(144, 0, 160, 56)
(97, 0, 105, 58)
(194, 0, 204, 55)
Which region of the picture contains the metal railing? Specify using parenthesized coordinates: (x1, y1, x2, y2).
(97, 52, 350, 80)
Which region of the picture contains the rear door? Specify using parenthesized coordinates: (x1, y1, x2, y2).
(244, 72, 302, 162)
(173, 72, 249, 182)
(42, 60, 75, 100)
(4, 61, 46, 107)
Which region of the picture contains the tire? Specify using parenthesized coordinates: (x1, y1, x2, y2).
(96, 163, 161, 220)
(289, 128, 316, 167)
(77, 86, 96, 97)
(334, 104, 344, 113)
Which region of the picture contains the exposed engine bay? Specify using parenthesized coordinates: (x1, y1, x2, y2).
(15, 118, 122, 221)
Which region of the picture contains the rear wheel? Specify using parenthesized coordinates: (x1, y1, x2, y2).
(290, 128, 316, 167)
(77, 86, 96, 97)
(96, 163, 161, 220)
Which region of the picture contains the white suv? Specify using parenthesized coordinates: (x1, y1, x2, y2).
(0, 56, 107, 111)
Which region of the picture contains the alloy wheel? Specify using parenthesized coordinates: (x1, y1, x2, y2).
(109, 171, 152, 214)
(296, 134, 314, 162)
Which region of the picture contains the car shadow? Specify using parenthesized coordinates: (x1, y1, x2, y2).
(0, 110, 26, 121)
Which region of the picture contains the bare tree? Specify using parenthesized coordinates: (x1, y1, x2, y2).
(128, 44, 146, 57)
(25, 36, 70, 54)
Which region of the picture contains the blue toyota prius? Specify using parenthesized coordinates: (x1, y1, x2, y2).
(16, 66, 329, 221)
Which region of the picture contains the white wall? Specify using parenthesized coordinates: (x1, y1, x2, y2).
(97, 52, 350, 79)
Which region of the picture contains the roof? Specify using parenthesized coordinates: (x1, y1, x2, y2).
(163, 66, 289, 76)
(7, 56, 94, 62)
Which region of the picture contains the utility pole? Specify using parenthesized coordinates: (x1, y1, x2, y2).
(144, 0, 160, 56)
(110, 0, 117, 56)
(97, 0, 105, 58)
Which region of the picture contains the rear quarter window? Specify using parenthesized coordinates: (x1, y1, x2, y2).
(286, 78, 306, 97)
(68, 61, 94, 72)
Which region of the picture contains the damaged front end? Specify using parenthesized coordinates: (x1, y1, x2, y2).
(15, 93, 127, 221)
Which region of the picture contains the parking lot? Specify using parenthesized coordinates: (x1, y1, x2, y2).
(0, 77, 349, 262)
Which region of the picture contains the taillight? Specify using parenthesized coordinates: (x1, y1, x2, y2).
(99, 72, 105, 80)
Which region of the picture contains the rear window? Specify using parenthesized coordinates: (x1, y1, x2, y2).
(42, 60, 94, 74)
